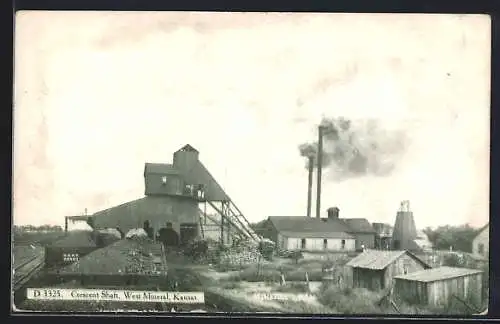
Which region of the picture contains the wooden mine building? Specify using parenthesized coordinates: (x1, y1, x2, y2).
(393, 266, 484, 309)
(87, 144, 258, 246)
(346, 249, 431, 291)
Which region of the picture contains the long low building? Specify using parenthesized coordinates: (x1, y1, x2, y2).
(258, 207, 376, 252)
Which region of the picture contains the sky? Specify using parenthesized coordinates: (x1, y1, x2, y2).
(13, 11, 490, 229)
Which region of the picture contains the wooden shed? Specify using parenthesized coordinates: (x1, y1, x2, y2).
(393, 266, 483, 308)
(346, 249, 431, 291)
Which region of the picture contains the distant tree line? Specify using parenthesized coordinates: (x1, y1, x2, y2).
(423, 224, 479, 253)
(14, 224, 64, 232)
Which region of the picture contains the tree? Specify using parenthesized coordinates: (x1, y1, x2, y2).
(423, 224, 478, 253)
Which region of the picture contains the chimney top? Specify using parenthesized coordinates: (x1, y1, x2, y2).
(327, 207, 340, 220)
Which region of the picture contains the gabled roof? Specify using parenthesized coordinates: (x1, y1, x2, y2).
(346, 249, 431, 270)
(178, 144, 199, 153)
(268, 216, 352, 236)
(394, 266, 482, 283)
(474, 223, 489, 239)
(144, 163, 180, 175)
(342, 218, 376, 233)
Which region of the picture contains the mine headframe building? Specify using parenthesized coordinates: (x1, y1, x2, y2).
(89, 144, 259, 246)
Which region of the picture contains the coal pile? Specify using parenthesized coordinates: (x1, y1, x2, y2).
(59, 237, 166, 276)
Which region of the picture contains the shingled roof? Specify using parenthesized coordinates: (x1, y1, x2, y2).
(268, 216, 353, 237)
(346, 249, 431, 270)
(342, 218, 376, 233)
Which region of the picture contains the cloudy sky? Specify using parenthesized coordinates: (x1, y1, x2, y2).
(13, 11, 490, 229)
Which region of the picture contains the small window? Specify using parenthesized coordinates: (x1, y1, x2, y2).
(323, 239, 328, 250)
(478, 243, 485, 255)
(161, 176, 167, 185)
(341, 239, 346, 249)
(301, 238, 306, 249)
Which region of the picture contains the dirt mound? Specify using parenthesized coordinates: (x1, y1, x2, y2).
(59, 238, 165, 275)
(50, 231, 97, 248)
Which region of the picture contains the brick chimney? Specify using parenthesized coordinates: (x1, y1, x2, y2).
(327, 207, 340, 220)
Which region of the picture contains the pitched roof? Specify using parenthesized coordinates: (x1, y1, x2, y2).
(279, 230, 354, 239)
(342, 218, 376, 233)
(144, 163, 180, 175)
(346, 249, 430, 270)
(268, 216, 352, 236)
(474, 223, 489, 239)
(178, 144, 199, 153)
(394, 266, 483, 283)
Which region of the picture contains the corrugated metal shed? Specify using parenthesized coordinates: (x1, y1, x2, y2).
(279, 230, 353, 239)
(393, 266, 483, 283)
(346, 249, 430, 270)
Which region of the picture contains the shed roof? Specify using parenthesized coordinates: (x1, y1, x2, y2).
(342, 218, 376, 233)
(346, 249, 430, 270)
(144, 163, 180, 175)
(394, 266, 483, 283)
(279, 230, 354, 239)
(268, 216, 352, 236)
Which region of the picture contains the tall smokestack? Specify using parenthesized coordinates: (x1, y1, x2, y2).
(316, 126, 324, 219)
(307, 156, 314, 217)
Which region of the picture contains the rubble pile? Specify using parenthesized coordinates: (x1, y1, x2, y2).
(59, 237, 166, 276)
(218, 240, 262, 267)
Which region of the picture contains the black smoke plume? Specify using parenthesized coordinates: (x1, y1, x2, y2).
(299, 117, 407, 180)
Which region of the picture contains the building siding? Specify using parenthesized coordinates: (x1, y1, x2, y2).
(472, 225, 489, 260)
(383, 253, 428, 290)
(351, 233, 376, 250)
(284, 237, 356, 252)
(145, 173, 184, 196)
(352, 268, 385, 290)
(394, 273, 483, 308)
(91, 196, 199, 238)
(352, 253, 428, 291)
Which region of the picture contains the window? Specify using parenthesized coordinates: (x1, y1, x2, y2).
(478, 243, 485, 255)
(301, 238, 306, 249)
(341, 239, 346, 249)
(323, 239, 328, 250)
(161, 176, 167, 185)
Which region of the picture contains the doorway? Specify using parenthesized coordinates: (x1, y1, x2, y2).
(393, 240, 401, 250)
(180, 223, 198, 246)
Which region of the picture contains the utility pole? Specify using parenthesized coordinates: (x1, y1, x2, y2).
(316, 126, 324, 219)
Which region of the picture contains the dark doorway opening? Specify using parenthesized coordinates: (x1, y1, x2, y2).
(158, 222, 180, 249)
(393, 240, 401, 250)
(180, 223, 198, 246)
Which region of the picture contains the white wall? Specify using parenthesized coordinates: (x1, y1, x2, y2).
(472, 225, 489, 259)
(284, 236, 356, 252)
